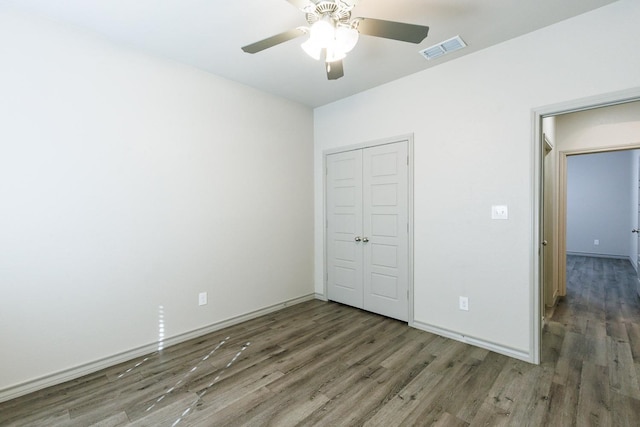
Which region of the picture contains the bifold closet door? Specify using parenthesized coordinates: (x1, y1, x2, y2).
(326, 141, 408, 321)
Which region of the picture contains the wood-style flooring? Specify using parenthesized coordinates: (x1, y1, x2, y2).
(1, 255, 639, 426)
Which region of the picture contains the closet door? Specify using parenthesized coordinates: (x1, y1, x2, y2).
(363, 142, 408, 321)
(326, 150, 364, 309)
(326, 141, 408, 321)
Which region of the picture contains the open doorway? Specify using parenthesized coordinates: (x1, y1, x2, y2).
(532, 91, 640, 364)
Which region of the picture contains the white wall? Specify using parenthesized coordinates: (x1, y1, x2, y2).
(0, 7, 314, 396)
(566, 151, 633, 257)
(314, 0, 640, 359)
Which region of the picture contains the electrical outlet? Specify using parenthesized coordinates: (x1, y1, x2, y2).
(198, 292, 208, 306)
(491, 205, 508, 220)
(459, 296, 469, 311)
(594, 239, 600, 246)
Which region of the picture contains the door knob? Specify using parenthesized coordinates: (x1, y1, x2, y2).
(362, 237, 369, 243)
(633, 229, 639, 233)
(542, 240, 548, 246)
(355, 236, 362, 242)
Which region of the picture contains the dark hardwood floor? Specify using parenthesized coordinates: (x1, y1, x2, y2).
(1, 255, 639, 426)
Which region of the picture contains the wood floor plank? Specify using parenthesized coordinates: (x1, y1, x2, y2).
(610, 391, 640, 427)
(627, 322, 640, 360)
(576, 362, 612, 426)
(2, 256, 639, 426)
(431, 411, 469, 427)
(453, 351, 508, 423)
(363, 369, 443, 427)
(467, 401, 511, 427)
(607, 336, 640, 399)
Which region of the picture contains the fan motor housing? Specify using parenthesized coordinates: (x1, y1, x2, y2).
(305, 1, 352, 25)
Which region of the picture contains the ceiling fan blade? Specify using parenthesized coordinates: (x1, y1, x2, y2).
(326, 60, 344, 80)
(355, 18, 429, 44)
(285, 0, 316, 12)
(241, 28, 306, 54)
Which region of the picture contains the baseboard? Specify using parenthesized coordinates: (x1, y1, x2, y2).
(0, 293, 315, 403)
(566, 251, 628, 260)
(411, 320, 532, 363)
(314, 292, 327, 301)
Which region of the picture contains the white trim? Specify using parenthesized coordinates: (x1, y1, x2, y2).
(322, 134, 415, 323)
(323, 133, 415, 156)
(314, 292, 328, 301)
(407, 137, 415, 326)
(0, 294, 315, 403)
(531, 86, 640, 366)
(566, 252, 629, 260)
(531, 108, 543, 365)
(412, 321, 531, 362)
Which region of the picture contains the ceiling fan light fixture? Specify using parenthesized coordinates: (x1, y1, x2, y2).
(335, 25, 359, 53)
(309, 16, 335, 48)
(301, 38, 322, 60)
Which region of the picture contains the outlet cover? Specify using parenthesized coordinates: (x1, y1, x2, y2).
(198, 292, 208, 306)
(459, 296, 469, 311)
(491, 205, 508, 220)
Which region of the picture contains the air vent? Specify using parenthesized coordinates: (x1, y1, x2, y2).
(419, 35, 467, 60)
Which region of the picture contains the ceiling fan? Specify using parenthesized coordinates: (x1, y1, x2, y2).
(241, 0, 430, 80)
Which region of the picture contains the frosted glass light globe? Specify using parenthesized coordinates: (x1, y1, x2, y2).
(310, 18, 335, 48)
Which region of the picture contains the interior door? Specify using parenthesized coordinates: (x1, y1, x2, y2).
(541, 136, 553, 318)
(326, 150, 364, 309)
(363, 142, 408, 321)
(326, 141, 409, 321)
(636, 164, 640, 297)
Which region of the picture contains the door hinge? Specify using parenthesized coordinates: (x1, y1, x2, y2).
(407, 156, 409, 166)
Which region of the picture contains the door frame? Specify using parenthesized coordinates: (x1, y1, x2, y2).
(532, 87, 640, 364)
(322, 134, 415, 323)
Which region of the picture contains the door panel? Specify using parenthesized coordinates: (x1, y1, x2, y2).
(637, 165, 640, 297)
(363, 142, 408, 321)
(326, 150, 363, 308)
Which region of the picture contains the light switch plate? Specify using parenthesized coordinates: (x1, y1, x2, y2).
(198, 292, 208, 306)
(491, 205, 508, 220)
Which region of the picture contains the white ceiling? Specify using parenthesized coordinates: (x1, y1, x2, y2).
(4, 0, 619, 107)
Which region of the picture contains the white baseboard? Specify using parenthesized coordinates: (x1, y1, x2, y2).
(314, 292, 327, 301)
(411, 320, 532, 363)
(0, 294, 315, 403)
(566, 251, 628, 260)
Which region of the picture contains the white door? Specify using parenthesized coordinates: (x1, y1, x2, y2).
(326, 150, 364, 309)
(636, 165, 640, 297)
(326, 141, 409, 321)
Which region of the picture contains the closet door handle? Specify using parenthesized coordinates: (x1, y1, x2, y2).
(355, 236, 362, 242)
(362, 237, 369, 243)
